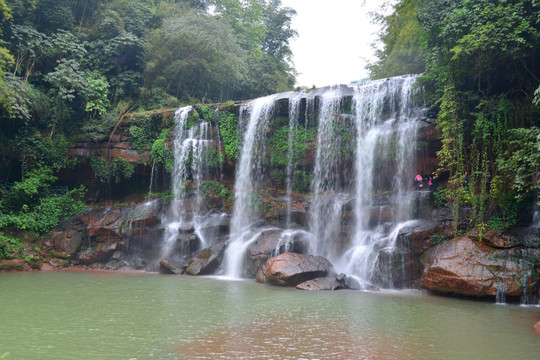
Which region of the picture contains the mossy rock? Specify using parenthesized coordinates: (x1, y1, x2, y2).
(48, 250, 71, 259)
(0, 259, 25, 271)
(28, 257, 43, 269)
(198, 248, 212, 260)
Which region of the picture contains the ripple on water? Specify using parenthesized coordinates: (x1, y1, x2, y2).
(175, 314, 418, 359)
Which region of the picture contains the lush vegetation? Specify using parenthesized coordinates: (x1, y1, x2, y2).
(0, 232, 23, 259)
(372, 0, 540, 232)
(0, 0, 296, 168)
(0, 175, 86, 235)
(217, 106, 240, 160)
(0, 0, 297, 236)
(268, 123, 316, 193)
(200, 180, 232, 209)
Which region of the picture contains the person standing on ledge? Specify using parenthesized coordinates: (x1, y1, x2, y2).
(415, 173, 423, 188)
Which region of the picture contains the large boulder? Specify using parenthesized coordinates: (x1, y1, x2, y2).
(72, 201, 163, 266)
(78, 207, 124, 241)
(117, 200, 162, 239)
(159, 259, 181, 274)
(381, 220, 452, 288)
(256, 252, 334, 286)
(420, 236, 540, 297)
(78, 241, 123, 265)
(47, 219, 86, 256)
(185, 241, 227, 275)
(77, 200, 162, 242)
(396, 220, 450, 255)
(245, 229, 310, 277)
(296, 273, 352, 291)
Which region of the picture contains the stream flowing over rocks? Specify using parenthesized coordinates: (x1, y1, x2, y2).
(4, 75, 539, 303)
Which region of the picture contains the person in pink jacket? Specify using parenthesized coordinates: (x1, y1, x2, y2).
(415, 173, 423, 188)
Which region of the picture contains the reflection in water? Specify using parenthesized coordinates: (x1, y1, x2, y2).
(176, 315, 411, 359)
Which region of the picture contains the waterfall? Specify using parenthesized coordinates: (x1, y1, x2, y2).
(147, 159, 156, 201)
(338, 75, 424, 286)
(218, 75, 424, 283)
(160, 106, 213, 260)
(308, 86, 350, 259)
(285, 92, 303, 227)
(223, 95, 278, 278)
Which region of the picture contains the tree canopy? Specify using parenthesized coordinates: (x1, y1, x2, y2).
(0, 0, 298, 233)
(0, 0, 297, 178)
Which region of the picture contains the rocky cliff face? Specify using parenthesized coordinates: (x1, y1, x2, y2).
(70, 109, 177, 164)
(3, 94, 538, 303)
(43, 200, 164, 270)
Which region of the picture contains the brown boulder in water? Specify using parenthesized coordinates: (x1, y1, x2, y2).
(256, 252, 334, 286)
(159, 259, 180, 274)
(245, 229, 310, 278)
(420, 236, 540, 297)
(185, 241, 227, 275)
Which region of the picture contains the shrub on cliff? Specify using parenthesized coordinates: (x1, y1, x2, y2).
(0, 233, 23, 260)
(0, 184, 87, 236)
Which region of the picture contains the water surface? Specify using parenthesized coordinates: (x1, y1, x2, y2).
(0, 272, 539, 359)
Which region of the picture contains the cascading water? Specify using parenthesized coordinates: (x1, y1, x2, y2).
(308, 86, 352, 259)
(284, 92, 304, 227)
(533, 184, 540, 229)
(160, 106, 213, 260)
(223, 94, 279, 278)
(303, 76, 426, 288)
(338, 75, 425, 287)
(147, 159, 156, 201)
(220, 75, 425, 285)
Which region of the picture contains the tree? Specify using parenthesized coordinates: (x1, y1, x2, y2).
(34, 0, 76, 33)
(369, 0, 424, 79)
(0, 0, 14, 116)
(424, 0, 540, 228)
(83, 70, 110, 115)
(261, 0, 296, 61)
(144, 11, 245, 101)
(210, 0, 266, 53)
(0, 0, 299, 205)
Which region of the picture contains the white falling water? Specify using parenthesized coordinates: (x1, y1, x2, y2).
(223, 94, 278, 278)
(147, 159, 156, 201)
(308, 86, 350, 259)
(285, 92, 304, 227)
(340, 75, 424, 286)
(160, 106, 213, 260)
(219, 75, 424, 283)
